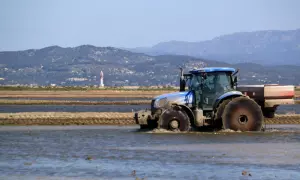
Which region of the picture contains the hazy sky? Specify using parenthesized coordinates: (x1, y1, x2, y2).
(1, 0, 300, 51)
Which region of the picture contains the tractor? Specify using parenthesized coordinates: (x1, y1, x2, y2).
(134, 67, 295, 132)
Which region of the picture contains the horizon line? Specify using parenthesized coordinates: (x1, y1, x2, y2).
(1, 28, 300, 52)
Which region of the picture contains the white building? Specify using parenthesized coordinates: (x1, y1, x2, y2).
(100, 71, 104, 87)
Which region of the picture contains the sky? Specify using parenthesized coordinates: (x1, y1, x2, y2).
(1, 0, 300, 51)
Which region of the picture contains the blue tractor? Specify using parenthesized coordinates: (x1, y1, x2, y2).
(134, 67, 264, 132)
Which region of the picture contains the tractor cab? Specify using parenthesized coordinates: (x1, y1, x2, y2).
(180, 67, 238, 110)
(135, 66, 265, 132)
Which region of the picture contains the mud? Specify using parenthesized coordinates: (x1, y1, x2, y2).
(1, 112, 300, 125)
(145, 124, 300, 134)
(0, 125, 300, 179)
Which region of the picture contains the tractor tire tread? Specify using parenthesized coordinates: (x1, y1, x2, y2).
(222, 96, 263, 131)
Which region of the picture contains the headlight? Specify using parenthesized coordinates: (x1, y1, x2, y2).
(154, 97, 168, 108)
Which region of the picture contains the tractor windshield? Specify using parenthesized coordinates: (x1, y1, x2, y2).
(204, 72, 233, 93)
(188, 72, 233, 92)
(187, 71, 234, 108)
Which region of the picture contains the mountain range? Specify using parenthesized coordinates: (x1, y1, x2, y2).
(127, 29, 300, 65)
(0, 29, 300, 86)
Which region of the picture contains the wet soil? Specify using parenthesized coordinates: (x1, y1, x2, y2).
(0, 125, 300, 179)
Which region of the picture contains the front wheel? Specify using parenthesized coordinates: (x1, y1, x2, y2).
(222, 97, 263, 131)
(158, 106, 191, 131)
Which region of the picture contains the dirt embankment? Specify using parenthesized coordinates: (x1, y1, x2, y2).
(296, 90, 300, 98)
(0, 112, 135, 125)
(1, 112, 300, 125)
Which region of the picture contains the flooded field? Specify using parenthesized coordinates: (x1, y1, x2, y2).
(1, 125, 300, 179)
(0, 97, 152, 101)
(0, 104, 299, 114)
(0, 105, 150, 113)
(275, 104, 300, 114)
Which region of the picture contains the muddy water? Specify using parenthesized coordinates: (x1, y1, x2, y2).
(0, 125, 300, 180)
(0, 97, 152, 101)
(0, 104, 299, 114)
(276, 104, 300, 114)
(0, 105, 150, 113)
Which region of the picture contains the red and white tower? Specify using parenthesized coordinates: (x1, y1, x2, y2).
(100, 71, 104, 87)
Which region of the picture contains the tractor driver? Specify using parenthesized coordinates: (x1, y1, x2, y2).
(214, 73, 228, 95)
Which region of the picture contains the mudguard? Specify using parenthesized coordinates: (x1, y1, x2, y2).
(213, 91, 243, 110)
(157, 105, 191, 131)
(177, 104, 195, 124)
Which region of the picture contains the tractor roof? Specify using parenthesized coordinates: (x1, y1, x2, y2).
(189, 67, 236, 74)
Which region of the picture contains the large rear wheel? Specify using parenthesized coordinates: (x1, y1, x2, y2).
(158, 106, 191, 131)
(222, 97, 263, 131)
(214, 99, 231, 129)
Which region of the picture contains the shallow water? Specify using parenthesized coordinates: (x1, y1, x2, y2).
(276, 104, 300, 114)
(0, 104, 299, 114)
(0, 105, 150, 113)
(0, 97, 152, 101)
(0, 125, 300, 179)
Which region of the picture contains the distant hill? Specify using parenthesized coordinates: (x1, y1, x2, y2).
(128, 29, 300, 65)
(0, 45, 299, 86)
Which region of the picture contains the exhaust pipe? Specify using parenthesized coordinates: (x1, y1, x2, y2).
(179, 67, 185, 92)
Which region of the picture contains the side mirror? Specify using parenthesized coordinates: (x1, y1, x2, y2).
(180, 79, 186, 92)
(233, 76, 238, 86)
(179, 67, 185, 92)
(232, 69, 239, 76)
